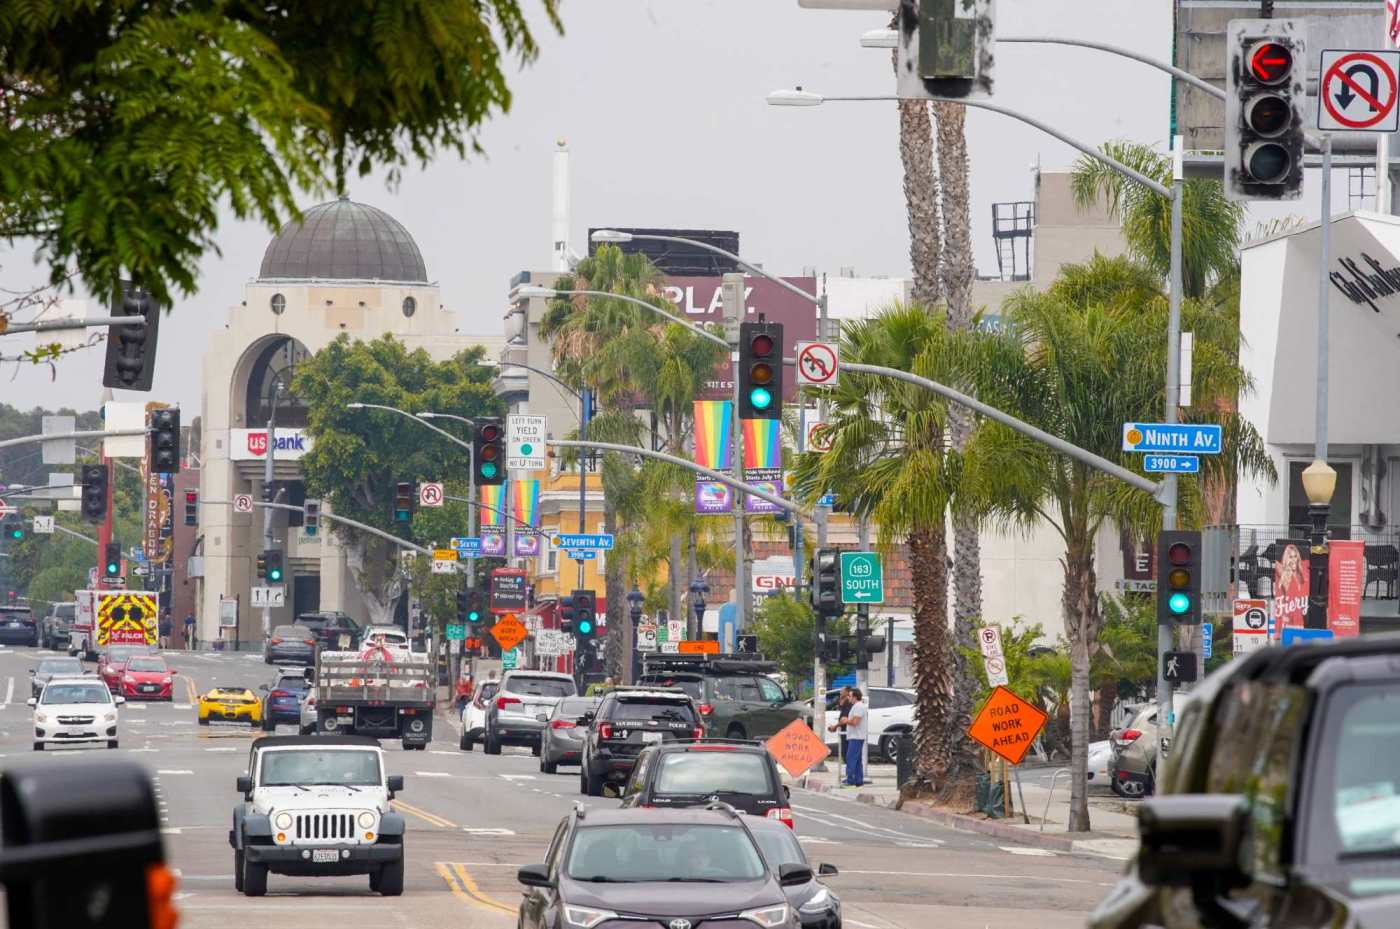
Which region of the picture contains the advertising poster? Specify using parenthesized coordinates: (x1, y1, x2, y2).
(479, 484, 505, 528)
(695, 481, 734, 514)
(694, 400, 734, 514)
(1327, 539, 1365, 637)
(1271, 539, 1310, 638)
(742, 418, 783, 514)
(480, 531, 505, 557)
(514, 534, 540, 557)
(512, 480, 541, 557)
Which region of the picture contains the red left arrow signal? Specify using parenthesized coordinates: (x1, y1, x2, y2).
(1250, 42, 1292, 84)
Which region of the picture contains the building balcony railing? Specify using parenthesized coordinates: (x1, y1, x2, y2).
(1228, 523, 1400, 602)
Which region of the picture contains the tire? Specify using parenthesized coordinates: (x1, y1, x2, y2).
(459, 732, 472, 752)
(583, 764, 603, 797)
(198, 716, 209, 726)
(531, 742, 541, 757)
(107, 739, 118, 749)
(1112, 772, 1149, 799)
(33, 741, 43, 752)
(242, 857, 268, 897)
(377, 856, 404, 896)
(298, 724, 313, 736)
(262, 713, 275, 732)
(726, 724, 747, 742)
(234, 851, 244, 892)
(881, 730, 909, 764)
(541, 756, 558, 775)
(484, 731, 501, 755)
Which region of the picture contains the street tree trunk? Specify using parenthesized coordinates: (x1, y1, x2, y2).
(908, 524, 954, 792)
(896, 96, 943, 305)
(345, 536, 403, 627)
(1062, 521, 1100, 833)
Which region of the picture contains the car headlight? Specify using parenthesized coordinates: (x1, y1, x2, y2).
(274, 812, 293, 830)
(357, 811, 375, 829)
(161, 677, 172, 685)
(739, 904, 791, 928)
(563, 905, 616, 929)
(34, 713, 47, 724)
(103, 712, 117, 723)
(798, 888, 833, 913)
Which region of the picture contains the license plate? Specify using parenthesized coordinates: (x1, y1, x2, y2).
(642, 731, 664, 743)
(141, 686, 156, 692)
(536, 713, 549, 722)
(312, 849, 339, 863)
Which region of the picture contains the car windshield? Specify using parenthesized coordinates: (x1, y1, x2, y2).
(42, 683, 110, 705)
(752, 827, 805, 868)
(37, 658, 81, 675)
(127, 658, 167, 672)
(53, 605, 75, 621)
(1321, 684, 1400, 859)
(612, 698, 696, 726)
(106, 647, 146, 663)
(508, 677, 576, 698)
(275, 676, 309, 692)
(566, 824, 765, 883)
(643, 676, 704, 702)
(260, 750, 381, 787)
(556, 697, 599, 717)
(655, 753, 772, 796)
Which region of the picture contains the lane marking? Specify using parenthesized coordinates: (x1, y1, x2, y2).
(414, 771, 452, 777)
(451, 862, 517, 914)
(392, 799, 456, 828)
(3, 677, 12, 707)
(205, 747, 240, 753)
(157, 769, 193, 775)
(462, 827, 516, 836)
(499, 774, 535, 781)
(161, 828, 183, 835)
(1001, 846, 1057, 856)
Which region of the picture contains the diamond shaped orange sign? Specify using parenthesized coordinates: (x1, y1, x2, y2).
(765, 719, 832, 778)
(966, 685, 1048, 766)
(491, 614, 528, 653)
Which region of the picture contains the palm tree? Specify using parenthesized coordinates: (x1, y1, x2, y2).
(956, 253, 1270, 831)
(792, 304, 965, 792)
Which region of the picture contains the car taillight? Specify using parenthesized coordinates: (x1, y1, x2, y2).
(271, 689, 291, 699)
(599, 723, 613, 740)
(698, 703, 713, 716)
(691, 726, 705, 739)
(304, 639, 316, 645)
(551, 720, 576, 730)
(496, 696, 521, 710)
(1120, 728, 1142, 744)
(767, 808, 795, 829)
(270, 637, 282, 645)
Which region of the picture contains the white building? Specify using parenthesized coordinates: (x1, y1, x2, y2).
(196, 197, 502, 645)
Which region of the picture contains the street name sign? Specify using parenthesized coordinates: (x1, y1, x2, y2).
(554, 533, 614, 551)
(966, 686, 1048, 766)
(1142, 454, 1200, 474)
(840, 551, 884, 604)
(568, 550, 597, 561)
(507, 414, 547, 471)
(1121, 422, 1222, 455)
(451, 536, 482, 556)
(1319, 49, 1400, 132)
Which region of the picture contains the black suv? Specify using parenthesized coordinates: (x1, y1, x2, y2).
(620, 739, 792, 827)
(579, 687, 702, 796)
(295, 611, 362, 651)
(638, 653, 807, 741)
(1091, 634, 1400, 929)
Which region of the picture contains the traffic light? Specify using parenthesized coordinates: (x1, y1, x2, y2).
(103, 542, 121, 578)
(853, 609, 886, 670)
(473, 418, 506, 486)
(811, 548, 841, 619)
(1225, 19, 1305, 201)
(1157, 530, 1202, 625)
(183, 490, 198, 526)
(466, 590, 484, 625)
(147, 407, 180, 473)
(559, 595, 574, 633)
(456, 590, 469, 625)
(80, 463, 109, 523)
(738, 321, 783, 419)
(885, 0, 994, 101)
(264, 550, 284, 583)
(303, 499, 320, 536)
(101, 283, 161, 391)
(393, 482, 414, 523)
(255, 551, 267, 580)
(823, 637, 850, 664)
(2, 516, 22, 542)
(572, 589, 596, 642)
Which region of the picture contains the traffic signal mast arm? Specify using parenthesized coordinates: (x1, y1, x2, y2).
(198, 498, 432, 555)
(0, 429, 148, 452)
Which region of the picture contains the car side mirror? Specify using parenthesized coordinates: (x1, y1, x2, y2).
(114, 696, 126, 706)
(27, 669, 34, 675)
(581, 712, 595, 725)
(26, 698, 36, 707)
(1137, 794, 1249, 888)
(817, 862, 838, 877)
(779, 863, 814, 886)
(259, 684, 269, 691)
(386, 775, 404, 795)
(783, 785, 791, 800)
(236, 775, 253, 794)
(169, 670, 177, 675)
(517, 863, 552, 888)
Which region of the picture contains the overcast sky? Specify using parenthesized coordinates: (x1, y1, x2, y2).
(1, 0, 1295, 414)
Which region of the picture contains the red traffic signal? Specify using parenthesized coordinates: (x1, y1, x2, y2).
(1248, 41, 1292, 84)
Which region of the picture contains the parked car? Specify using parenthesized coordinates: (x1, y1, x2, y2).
(516, 806, 810, 929)
(30, 677, 123, 750)
(298, 689, 318, 735)
(578, 687, 704, 797)
(747, 816, 842, 928)
(482, 671, 577, 756)
(30, 656, 85, 699)
(260, 668, 311, 730)
(539, 696, 600, 773)
(264, 624, 317, 665)
(40, 602, 76, 651)
(1087, 739, 1113, 789)
(1109, 705, 1157, 798)
(97, 644, 154, 692)
(295, 611, 361, 651)
(1090, 635, 1400, 929)
(620, 738, 791, 827)
(116, 654, 176, 701)
(638, 653, 807, 742)
(0, 605, 39, 647)
(458, 679, 500, 751)
(814, 686, 915, 762)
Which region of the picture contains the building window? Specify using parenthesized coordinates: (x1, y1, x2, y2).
(270, 293, 286, 315)
(402, 295, 417, 318)
(546, 549, 557, 573)
(1287, 460, 1354, 537)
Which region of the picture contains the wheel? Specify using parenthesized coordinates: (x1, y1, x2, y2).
(377, 857, 405, 896)
(531, 742, 541, 757)
(242, 856, 268, 897)
(234, 851, 244, 891)
(583, 765, 603, 797)
(1112, 772, 1148, 799)
(107, 739, 118, 749)
(484, 731, 501, 755)
(726, 724, 747, 742)
(32, 741, 43, 752)
(198, 716, 209, 726)
(541, 756, 558, 775)
(881, 730, 908, 764)
(261, 713, 275, 732)
(459, 731, 472, 752)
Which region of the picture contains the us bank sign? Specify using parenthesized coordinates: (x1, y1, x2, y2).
(229, 428, 314, 461)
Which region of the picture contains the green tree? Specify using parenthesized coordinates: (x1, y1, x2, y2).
(750, 593, 850, 695)
(1, 0, 561, 306)
(292, 335, 500, 624)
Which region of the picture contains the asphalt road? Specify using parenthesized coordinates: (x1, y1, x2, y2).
(0, 646, 1120, 928)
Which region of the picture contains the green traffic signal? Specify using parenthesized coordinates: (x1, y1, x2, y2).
(268, 567, 283, 582)
(749, 386, 772, 410)
(577, 619, 592, 635)
(480, 461, 498, 480)
(468, 609, 480, 622)
(7, 527, 21, 541)
(1168, 592, 1190, 614)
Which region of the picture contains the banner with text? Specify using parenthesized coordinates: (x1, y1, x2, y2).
(1327, 539, 1365, 637)
(694, 400, 734, 514)
(512, 479, 541, 558)
(1271, 538, 1310, 639)
(742, 418, 783, 514)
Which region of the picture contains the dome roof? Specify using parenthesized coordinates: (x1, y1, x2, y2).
(258, 196, 428, 283)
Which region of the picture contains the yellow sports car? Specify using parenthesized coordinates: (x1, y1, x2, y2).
(197, 687, 263, 725)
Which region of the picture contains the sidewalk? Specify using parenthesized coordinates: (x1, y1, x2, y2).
(792, 763, 1141, 860)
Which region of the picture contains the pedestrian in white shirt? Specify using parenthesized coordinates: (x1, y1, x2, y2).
(837, 688, 868, 787)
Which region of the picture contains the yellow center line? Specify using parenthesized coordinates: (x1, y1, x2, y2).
(392, 799, 456, 829)
(184, 676, 197, 703)
(452, 862, 518, 914)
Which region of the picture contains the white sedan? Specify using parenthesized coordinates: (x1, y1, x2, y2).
(30, 677, 124, 750)
(1087, 739, 1113, 788)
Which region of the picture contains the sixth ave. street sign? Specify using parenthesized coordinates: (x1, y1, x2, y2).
(840, 551, 884, 604)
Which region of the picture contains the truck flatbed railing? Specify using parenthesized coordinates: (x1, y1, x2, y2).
(316, 653, 433, 706)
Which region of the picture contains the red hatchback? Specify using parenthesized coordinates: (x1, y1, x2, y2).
(117, 655, 175, 701)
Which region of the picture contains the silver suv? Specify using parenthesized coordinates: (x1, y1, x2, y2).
(483, 671, 577, 756)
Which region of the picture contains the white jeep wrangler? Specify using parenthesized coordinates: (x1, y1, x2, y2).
(228, 735, 407, 896)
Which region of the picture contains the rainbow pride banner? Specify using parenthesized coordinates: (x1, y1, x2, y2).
(693, 401, 733, 470)
(512, 480, 541, 528)
(742, 418, 782, 475)
(479, 484, 505, 528)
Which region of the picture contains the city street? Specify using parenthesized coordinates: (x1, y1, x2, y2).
(0, 646, 1118, 928)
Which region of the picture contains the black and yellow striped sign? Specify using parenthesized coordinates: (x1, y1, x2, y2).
(97, 592, 158, 646)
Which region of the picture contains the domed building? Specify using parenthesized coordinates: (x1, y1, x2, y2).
(195, 197, 499, 645)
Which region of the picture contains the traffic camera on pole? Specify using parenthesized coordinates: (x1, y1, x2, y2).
(80, 463, 108, 523)
(147, 407, 180, 474)
(1225, 19, 1305, 201)
(739, 321, 784, 420)
(474, 418, 506, 486)
(1157, 530, 1202, 625)
(393, 482, 414, 523)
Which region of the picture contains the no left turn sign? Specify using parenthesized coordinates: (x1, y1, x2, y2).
(795, 341, 839, 386)
(1319, 49, 1400, 132)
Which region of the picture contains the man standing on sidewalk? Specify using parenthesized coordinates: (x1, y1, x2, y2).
(837, 688, 868, 788)
(828, 686, 853, 784)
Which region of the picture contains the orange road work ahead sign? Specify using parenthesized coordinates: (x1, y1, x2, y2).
(966, 685, 1048, 766)
(491, 614, 528, 653)
(766, 719, 832, 778)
